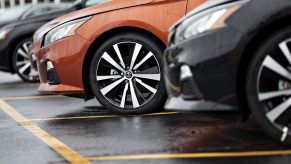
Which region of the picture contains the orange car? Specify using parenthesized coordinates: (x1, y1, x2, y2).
(30, 0, 205, 114)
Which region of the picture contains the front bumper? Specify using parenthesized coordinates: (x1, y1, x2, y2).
(0, 39, 13, 72)
(164, 26, 243, 111)
(31, 35, 90, 94)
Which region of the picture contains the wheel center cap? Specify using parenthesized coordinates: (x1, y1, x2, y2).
(125, 71, 133, 79)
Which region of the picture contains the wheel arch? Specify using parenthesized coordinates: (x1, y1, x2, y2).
(82, 26, 166, 100)
(236, 15, 291, 120)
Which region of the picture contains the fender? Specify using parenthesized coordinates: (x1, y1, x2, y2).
(78, 20, 167, 45)
(48, 0, 155, 26)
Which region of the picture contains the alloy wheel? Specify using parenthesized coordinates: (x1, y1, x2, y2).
(96, 41, 161, 109)
(15, 40, 34, 81)
(257, 38, 291, 142)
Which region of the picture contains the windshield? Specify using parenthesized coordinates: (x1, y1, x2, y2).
(0, 6, 30, 22)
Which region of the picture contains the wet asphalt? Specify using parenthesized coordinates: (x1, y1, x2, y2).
(0, 72, 291, 164)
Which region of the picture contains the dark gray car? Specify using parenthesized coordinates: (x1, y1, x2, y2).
(0, 1, 84, 82)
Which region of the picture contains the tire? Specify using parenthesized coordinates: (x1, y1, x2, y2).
(246, 27, 291, 145)
(89, 32, 167, 114)
(12, 38, 39, 83)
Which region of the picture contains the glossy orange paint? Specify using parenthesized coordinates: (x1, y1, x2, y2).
(30, 0, 206, 95)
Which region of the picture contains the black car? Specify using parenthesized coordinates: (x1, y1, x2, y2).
(164, 0, 291, 145)
(0, 1, 84, 82)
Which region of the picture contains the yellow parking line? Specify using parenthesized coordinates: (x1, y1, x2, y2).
(2, 95, 62, 100)
(29, 112, 178, 121)
(86, 149, 291, 161)
(0, 99, 91, 164)
(30, 115, 119, 121)
(143, 112, 178, 116)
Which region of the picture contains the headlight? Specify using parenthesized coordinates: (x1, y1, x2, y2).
(33, 24, 56, 42)
(0, 27, 13, 40)
(43, 16, 91, 47)
(176, 1, 246, 42)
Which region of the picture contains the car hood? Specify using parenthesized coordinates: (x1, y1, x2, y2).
(170, 0, 244, 30)
(47, 0, 155, 27)
(0, 21, 11, 29)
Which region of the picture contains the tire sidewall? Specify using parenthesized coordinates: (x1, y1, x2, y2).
(89, 32, 166, 114)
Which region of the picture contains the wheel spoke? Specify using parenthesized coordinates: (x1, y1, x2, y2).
(133, 52, 153, 70)
(129, 80, 140, 108)
(279, 40, 291, 65)
(100, 77, 125, 95)
(120, 82, 129, 108)
(266, 97, 291, 122)
(102, 52, 125, 72)
(129, 43, 142, 70)
(134, 74, 160, 81)
(113, 44, 126, 69)
(23, 42, 30, 53)
(19, 62, 30, 74)
(17, 48, 28, 59)
(259, 89, 291, 101)
(16, 60, 29, 67)
(134, 82, 146, 103)
(263, 55, 291, 81)
(136, 78, 157, 94)
(138, 67, 160, 74)
(97, 75, 122, 81)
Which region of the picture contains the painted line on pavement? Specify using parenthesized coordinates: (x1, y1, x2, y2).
(29, 115, 120, 121)
(2, 95, 63, 100)
(29, 112, 178, 121)
(143, 112, 178, 116)
(86, 149, 291, 161)
(0, 99, 91, 164)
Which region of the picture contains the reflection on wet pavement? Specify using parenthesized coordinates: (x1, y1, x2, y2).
(0, 72, 290, 164)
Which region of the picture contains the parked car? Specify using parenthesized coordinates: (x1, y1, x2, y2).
(0, 1, 85, 82)
(0, 6, 34, 28)
(164, 0, 291, 144)
(30, 0, 206, 114)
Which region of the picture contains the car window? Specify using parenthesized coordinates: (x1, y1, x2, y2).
(0, 6, 30, 22)
(24, 7, 49, 19)
(23, 5, 67, 19)
(85, 0, 111, 7)
(47, 6, 64, 12)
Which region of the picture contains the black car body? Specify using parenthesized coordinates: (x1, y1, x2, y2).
(165, 0, 291, 144)
(0, 1, 84, 81)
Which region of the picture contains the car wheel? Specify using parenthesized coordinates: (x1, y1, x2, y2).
(246, 27, 291, 145)
(12, 38, 39, 82)
(89, 32, 166, 114)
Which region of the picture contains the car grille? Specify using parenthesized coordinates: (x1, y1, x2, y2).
(181, 78, 203, 100)
(47, 68, 60, 85)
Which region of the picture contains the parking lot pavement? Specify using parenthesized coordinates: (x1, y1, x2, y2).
(0, 72, 291, 164)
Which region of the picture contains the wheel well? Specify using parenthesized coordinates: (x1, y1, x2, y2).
(82, 26, 166, 100)
(9, 34, 33, 73)
(237, 16, 291, 120)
